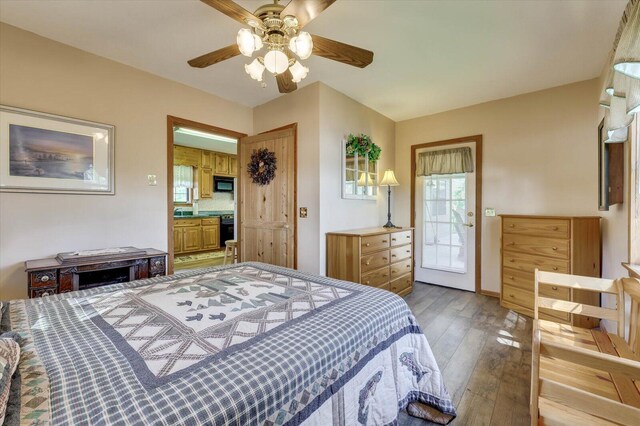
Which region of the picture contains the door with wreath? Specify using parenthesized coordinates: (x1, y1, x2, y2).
(239, 125, 296, 268)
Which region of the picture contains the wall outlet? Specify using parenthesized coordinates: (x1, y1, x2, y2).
(300, 207, 308, 218)
(485, 208, 496, 217)
(147, 174, 157, 186)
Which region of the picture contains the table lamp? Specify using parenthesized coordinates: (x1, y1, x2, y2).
(379, 169, 399, 228)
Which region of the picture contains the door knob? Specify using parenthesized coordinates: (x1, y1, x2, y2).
(463, 222, 474, 227)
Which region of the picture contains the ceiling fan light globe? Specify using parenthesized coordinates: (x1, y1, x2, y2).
(264, 50, 289, 75)
(245, 58, 265, 81)
(290, 31, 313, 60)
(237, 28, 256, 57)
(289, 60, 309, 83)
(252, 34, 263, 52)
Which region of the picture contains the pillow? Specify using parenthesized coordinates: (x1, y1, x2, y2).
(0, 337, 20, 425)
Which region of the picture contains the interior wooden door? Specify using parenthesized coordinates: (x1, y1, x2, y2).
(239, 126, 296, 268)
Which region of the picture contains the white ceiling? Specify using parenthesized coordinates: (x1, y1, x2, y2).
(0, 0, 627, 121)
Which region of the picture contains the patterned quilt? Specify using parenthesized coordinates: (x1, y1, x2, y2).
(1, 262, 455, 425)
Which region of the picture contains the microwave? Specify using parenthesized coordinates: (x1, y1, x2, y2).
(214, 176, 234, 193)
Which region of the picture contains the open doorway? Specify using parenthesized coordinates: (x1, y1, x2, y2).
(166, 116, 246, 274)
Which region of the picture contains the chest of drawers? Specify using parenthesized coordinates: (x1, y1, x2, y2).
(326, 227, 414, 296)
(500, 215, 601, 328)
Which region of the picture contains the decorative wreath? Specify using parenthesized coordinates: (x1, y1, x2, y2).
(346, 133, 381, 162)
(247, 148, 277, 186)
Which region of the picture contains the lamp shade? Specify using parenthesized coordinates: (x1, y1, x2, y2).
(613, 1, 640, 79)
(289, 60, 309, 83)
(245, 58, 265, 81)
(264, 50, 289, 74)
(237, 28, 259, 57)
(379, 169, 399, 186)
(289, 31, 313, 60)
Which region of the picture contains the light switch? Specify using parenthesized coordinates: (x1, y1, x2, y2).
(147, 174, 157, 186)
(300, 207, 308, 218)
(485, 208, 496, 217)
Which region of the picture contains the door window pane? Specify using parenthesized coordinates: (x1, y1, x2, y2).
(422, 173, 468, 273)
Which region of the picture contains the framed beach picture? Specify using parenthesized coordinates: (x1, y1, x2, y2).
(0, 105, 114, 194)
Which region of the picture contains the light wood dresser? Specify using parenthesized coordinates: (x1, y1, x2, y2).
(326, 227, 414, 296)
(500, 215, 601, 328)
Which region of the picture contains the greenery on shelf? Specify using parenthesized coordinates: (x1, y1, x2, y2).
(346, 133, 381, 162)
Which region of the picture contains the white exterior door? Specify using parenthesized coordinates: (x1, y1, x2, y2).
(414, 142, 476, 292)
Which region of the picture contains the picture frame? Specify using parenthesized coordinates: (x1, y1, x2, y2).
(0, 105, 115, 194)
(598, 118, 625, 211)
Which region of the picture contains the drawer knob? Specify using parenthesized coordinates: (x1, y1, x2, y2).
(154, 261, 162, 267)
(406, 235, 410, 238)
(382, 240, 388, 243)
(366, 261, 371, 265)
(392, 238, 396, 241)
(406, 265, 411, 268)
(365, 281, 370, 285)
(552, 247, 558, 251)
(509, 259, 515, 263)
(552, 286, 558, 290)
(508, 242, 515, 246)
(509, 224, 515, 228)
(406, 250, 410, 253)
(552, 226, 558, 230)
(509, 294, 515, 298)
(553, 267, 558, 271)
(510, 276, 515, 280)
(366, 243, 371, 247)
(392, 254, 396, 257)
(40, 275, 50, 282)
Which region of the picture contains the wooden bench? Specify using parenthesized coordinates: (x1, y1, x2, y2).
(530, 270, 640, 425)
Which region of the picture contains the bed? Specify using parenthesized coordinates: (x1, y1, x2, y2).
(1, 262, 456, 425)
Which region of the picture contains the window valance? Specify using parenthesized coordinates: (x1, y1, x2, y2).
(416, 147, 473, 176)
(174, 165, 193, 188)
(600, 0, 640, 142)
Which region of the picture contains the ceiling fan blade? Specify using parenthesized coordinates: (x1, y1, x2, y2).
(310, 35, 374, 68)
(281, 0, 336, 28)
(200, 0, 262, 26)
(188, 44, 241, 68)
(276, 70, 298, 93)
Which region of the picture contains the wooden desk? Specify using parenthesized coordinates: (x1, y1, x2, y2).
(25, 247, 167, 298)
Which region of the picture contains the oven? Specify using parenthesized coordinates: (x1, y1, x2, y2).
(220, 215, 234, 247)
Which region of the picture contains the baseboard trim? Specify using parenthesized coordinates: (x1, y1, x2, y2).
(480, 290, 500, 298)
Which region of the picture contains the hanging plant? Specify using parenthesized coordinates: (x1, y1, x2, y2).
(247, 148, 277, 186)
(346, 133, 381, 162)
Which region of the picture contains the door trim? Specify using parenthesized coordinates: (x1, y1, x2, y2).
(410, 135, 483, 293)
(166, 115, 247, 274)
(239, 123, 298, 269)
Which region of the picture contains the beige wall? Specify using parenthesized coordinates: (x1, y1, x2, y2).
(253, 83, 321, 274)
(318, 84, 395, 273)
(0, 23, 253, 299)
(395, 79, 614, 293)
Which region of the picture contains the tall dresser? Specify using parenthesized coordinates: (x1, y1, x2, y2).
(500, 215, 601, 328)
(326, 227, 414, 296)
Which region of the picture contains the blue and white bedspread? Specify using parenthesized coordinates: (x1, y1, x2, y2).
(2, 262, 455, 425)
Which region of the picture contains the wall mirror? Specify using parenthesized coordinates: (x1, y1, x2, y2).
(342, 139, 378, 200)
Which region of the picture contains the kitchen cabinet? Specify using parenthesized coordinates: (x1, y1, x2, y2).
(202, 219, 220, 250)
(174, 146, 201, 167)
(229, 155, 238, 177)
(200, 167, 213, 199)
(174, 217, 220, 254)
(202, 151, 213, 169)
(173, 228, 183, 254)
(214, 153, 229, 175)
(182, 226, 202, 252)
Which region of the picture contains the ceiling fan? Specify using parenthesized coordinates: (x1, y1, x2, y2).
(188, 0, 374, 93)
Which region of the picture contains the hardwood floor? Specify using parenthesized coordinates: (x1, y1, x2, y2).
(399, 282, 533, 425)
